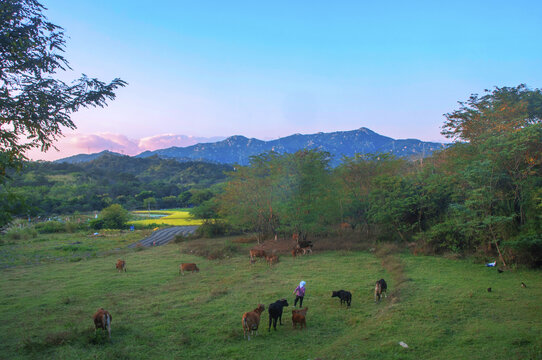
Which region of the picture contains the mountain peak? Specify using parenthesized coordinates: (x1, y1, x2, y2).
(57, 127, 447, 166)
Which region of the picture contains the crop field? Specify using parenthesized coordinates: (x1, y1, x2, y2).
(0, 234, 540, 359)
(130, 210, 204, 226)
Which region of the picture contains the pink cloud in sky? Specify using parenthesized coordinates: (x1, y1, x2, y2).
(138, 134, 225, 151)
(26, 133, 225, 161)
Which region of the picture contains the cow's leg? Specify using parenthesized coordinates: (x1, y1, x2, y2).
(268, 316, 272, 331)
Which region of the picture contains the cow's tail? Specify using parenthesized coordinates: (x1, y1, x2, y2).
(243, 317, 249, 340)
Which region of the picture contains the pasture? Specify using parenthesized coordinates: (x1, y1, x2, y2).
(130, 210, 204, 226)
(0, 234, 540, 359)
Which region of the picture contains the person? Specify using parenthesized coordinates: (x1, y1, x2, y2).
(293, 281, 306, 307)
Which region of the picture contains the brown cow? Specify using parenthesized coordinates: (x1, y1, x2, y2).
(292, 307, 308, 330)
(116, 259, 126, 272)
(242, 304, 265, 340)
(93, 308, 112, 339)
(249, 249, 267, 262)
(179, 263, 199, 275)
(266, 254, 279, 266)
(292, 247, 303, 259)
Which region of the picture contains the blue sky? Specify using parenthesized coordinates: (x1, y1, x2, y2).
(30, 0, 542, 159)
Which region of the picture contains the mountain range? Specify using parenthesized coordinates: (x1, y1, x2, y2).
(56, 127, 447, 165)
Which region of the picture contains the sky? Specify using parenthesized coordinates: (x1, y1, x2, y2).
(26, 0, 542, 160)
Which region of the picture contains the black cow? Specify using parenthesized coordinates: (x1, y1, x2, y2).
(268, 299, 289, 331)
(331, 290, 352, 307)
(375, 278, 388, 302)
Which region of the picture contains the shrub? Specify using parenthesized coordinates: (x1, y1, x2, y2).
(34, 221, 66, 234)
(195, 221, 237, 238)
(88, 218, 104, 230)
(4, 226, 38, 240)
(504, 234, 542, 268)
(98, 204, 129, 229)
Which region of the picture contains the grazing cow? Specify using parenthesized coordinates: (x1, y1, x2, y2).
(179, 263, 199, 275)
(292, 307, 308, 330)
(332, 290, 352, 307)
(374, 278, 388, 302)
(242, 304, 265, 340)
(268, 299, 289, 331)
(249, 249, 267, 262)
(115, 259, 126, 273)
(93, 308, 112, 339)
(266, 254, 279, 266)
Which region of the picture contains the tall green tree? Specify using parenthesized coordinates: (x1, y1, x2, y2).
(0, 0, 126, 178)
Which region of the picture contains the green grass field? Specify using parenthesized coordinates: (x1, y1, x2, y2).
(0, 234, 540, 359)
(130, 210, 204, 226)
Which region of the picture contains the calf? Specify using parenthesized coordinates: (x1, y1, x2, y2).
(115, 259, 126, 273)
(292, 307, 308, 330)
(266, 254, 279, 266)
(375, 278, 388, 302)
(268, 299, 289, 331)
(242, 304, 265, 340)
(249, 249, 267, 261)
(93, 308, 112, 339)
(332, 290, 352, 307)
(179, 263, 199, 275)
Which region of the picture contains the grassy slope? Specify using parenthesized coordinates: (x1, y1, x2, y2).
(0, 238, 540, 359)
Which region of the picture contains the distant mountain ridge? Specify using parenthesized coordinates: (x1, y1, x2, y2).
(57, 128, 447, 165)
(55, 150, 123, 164)
(135, 127, 446, 165)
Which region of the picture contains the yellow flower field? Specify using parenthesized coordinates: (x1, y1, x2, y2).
(130, 210, 203, 226)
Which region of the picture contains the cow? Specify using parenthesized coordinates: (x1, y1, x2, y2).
(179, 263, 199, 275)
(332, 290, 352, 307)
(375, 279, 387, 302)
(93, 308, 112, 339)
(266, 254, 279, 266)
(242, 304, 265, 340)
(249, 249, 267, 262)
(115, 259, 126, 273)
(292, 307, 308, 330)
(268, 299, 289, 331)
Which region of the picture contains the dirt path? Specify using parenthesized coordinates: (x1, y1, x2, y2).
(128, 226, 198, 247)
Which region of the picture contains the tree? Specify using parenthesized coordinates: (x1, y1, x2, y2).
(97, 204, 129, 229)
(442, 84, 542, 143)
(0, 0, 127, 180)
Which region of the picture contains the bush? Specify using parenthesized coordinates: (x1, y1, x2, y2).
(34, 221, 66, 234)
(88, 218, 104, 230)
(504, 234, 542, 268)
(4, 226, 38, 240)
(195, 221, 237, 238)
(98, 204, 129, 229)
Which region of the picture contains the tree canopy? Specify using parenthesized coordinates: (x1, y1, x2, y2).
(0, 0, 126, 180)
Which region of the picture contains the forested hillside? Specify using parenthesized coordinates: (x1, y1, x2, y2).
(205, 85, 542, 266)
(4, 154, 232, 216)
